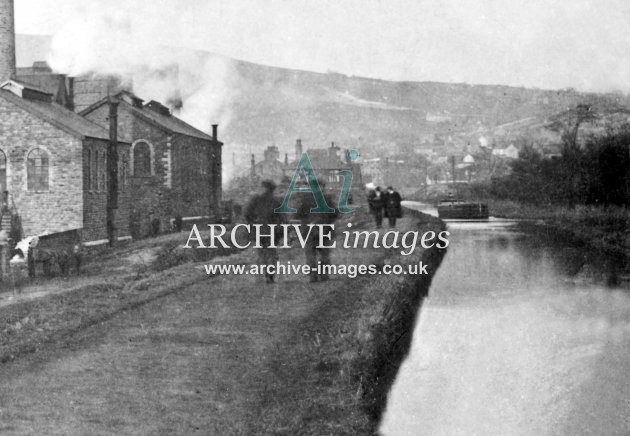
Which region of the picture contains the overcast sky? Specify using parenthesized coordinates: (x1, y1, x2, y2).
(14, 0, 630, 92)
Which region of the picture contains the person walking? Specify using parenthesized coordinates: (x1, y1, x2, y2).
(367, 186, 385, 228)
(244, 179, 285, 283)
(296, 178, 339, 282)
(383, 186, 402, 228)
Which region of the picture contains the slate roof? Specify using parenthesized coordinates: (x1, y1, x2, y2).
(0, 81, 126, 142)
(80, 91, 215, 142)
(304, 148, 351, 169)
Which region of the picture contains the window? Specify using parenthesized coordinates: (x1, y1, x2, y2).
(98, 151, 106, 191)
(27, 148, 49, 191)
(0, 150, 6, 193)
(198, 146, 207, 175)
(94, 150, 100, 191)
(86, 149, 92, 190)
(119, 154, 128, 192)
(133, 141, 151, 177)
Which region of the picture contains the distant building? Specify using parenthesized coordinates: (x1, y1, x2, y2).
(252, 145, 288, 183)
(254, 140, 364, 194)
(301, 142, 358, 187)
(492, 144, 519, 159)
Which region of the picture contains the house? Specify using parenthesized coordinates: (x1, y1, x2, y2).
(492, 144, 519, 159)
(249, 140, 363, 193)
(0, 80, 131, 243)
(80, 91, 222, 238)
(252, 145, 288, 183)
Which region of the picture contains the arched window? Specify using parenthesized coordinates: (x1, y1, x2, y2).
(27, 148, 49, 191)
(132, 141, 152, 177)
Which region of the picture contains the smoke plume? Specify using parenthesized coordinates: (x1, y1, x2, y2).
(47, 2, 238, 131)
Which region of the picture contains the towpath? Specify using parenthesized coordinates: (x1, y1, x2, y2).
(0, 215, 430, 434)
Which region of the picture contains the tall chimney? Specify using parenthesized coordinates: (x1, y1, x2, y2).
(295, 139, 303, 161)
(0, 0, 16, 82)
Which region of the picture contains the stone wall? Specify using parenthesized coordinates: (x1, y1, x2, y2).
(0, 95, 83, 236)
(171, 134, 214, 218)
(82, 137, 131, 242)
(84, 102, 219, 238)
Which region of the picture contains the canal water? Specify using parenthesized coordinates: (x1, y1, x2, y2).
(380, 203, 630, 436)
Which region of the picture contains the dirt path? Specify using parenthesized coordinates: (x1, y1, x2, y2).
(0, 217, 424, 434)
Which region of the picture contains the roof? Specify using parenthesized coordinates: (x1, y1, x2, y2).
(80, 91, 216, 142)
(304, 148, 351, 169)
(15, 73, 65, 97)
(0, 80, 127, 142)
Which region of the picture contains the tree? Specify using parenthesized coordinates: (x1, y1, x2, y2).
(546, 103, 596, 156)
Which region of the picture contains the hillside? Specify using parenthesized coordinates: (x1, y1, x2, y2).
(16, 34, 630, 168)
(229, 58, 630, 152)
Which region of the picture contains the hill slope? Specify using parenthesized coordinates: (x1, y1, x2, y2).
(16, 34, 630, 166)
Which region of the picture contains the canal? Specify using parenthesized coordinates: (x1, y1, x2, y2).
(380, 203, 630, 435)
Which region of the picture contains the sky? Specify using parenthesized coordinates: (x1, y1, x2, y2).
(13, 0, 630, 93)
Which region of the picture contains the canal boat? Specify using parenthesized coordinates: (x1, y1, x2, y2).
(437, 199, 489, 220)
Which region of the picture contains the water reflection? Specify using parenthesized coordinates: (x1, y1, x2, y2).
(380, 211, 630, 436)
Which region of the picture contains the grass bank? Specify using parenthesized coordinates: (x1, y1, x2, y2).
(0, 211, 447, 434)
(487, 199, 629, 255)
(0, 233, 237, 364)
(244, 211, 447, 434)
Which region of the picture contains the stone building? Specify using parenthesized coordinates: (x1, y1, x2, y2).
(0, 0, 136, 244)
(80, 91, 222, 238)
(0, 79, 131, 243)
(0, 0, 225, 245)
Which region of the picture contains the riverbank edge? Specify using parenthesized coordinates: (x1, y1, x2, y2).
(485, 199, 629, 257)
(248, 210, 448, 434)
(357, 211, 447, 428)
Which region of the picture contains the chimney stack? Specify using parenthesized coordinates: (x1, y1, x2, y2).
(0, 0, 16, 82)
(295, 139, 303, 161)
(212, 124, 218, 141)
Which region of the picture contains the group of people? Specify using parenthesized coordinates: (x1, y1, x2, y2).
(243, 179, 403, 284)
(367, 185, 402, 228)
(244, 179, 338, 284)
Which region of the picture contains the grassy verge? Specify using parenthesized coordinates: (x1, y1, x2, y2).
(487, 199, 629, 255)
(0, 238, 237, 364)
(0, 211, 448, 434)
(245, 212, 447, 434)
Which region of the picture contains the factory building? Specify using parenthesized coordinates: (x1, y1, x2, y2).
(81, 91, 222, 238)
(0, 0, 224, 243)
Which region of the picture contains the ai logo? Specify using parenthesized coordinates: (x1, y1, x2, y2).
(274, 150, 359, 214)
